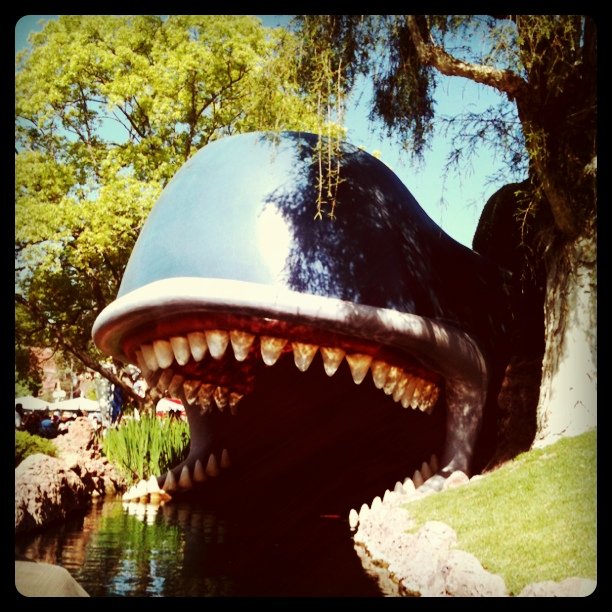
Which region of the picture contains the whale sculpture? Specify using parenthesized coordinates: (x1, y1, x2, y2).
(92, 131, 513, 502)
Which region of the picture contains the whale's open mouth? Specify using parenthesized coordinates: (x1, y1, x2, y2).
(94, 277, 488, 507)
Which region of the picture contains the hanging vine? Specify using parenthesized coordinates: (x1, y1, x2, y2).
(292, 16, 351, 221)
(312, 53, 346, 220)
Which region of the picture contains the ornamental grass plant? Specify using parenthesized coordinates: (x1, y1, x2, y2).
(101, 414, 190, 482)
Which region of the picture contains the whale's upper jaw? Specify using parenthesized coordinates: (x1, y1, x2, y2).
(93, 277, 487, 416)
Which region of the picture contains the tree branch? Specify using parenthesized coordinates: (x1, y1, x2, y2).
(59, 341, 141, 405)
(15, 292, 141, 405)
(117, 103, 146, 140)
(406, 15, 528, 101)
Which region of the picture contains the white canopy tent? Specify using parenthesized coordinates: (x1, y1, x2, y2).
(15, 396, 50, 411)
(54, 397, 100, 413)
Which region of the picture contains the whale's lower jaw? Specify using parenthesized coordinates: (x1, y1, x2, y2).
(94, 278, 488, 504)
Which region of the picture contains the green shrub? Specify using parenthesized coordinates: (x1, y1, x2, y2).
(15, 430, 57, 466)
(101, 415, 190, 483)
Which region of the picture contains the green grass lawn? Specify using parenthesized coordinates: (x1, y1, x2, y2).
(405, 430, 597, 595)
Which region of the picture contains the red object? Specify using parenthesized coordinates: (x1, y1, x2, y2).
(319, 514, 342, 520)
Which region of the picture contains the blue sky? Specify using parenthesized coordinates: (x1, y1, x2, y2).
(16, 15, 523, 248)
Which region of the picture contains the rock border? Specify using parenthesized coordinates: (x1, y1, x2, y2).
(350, 471, 596, 597)
(15, 418, 126, 535)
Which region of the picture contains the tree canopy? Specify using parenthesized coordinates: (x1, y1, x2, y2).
(15, 15, 321, 400)
(293, 15, 596, 243)
(291, 15, 597, 445)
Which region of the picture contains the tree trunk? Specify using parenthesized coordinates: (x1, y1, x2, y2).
(534, 228, 597, 447)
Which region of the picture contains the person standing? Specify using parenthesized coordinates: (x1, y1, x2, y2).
(38, 411, 57, 438)
(110, 384, 124, 425)
(15, 403, 24, 430)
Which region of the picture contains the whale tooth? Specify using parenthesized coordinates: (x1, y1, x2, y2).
(213, 386, 229, 411)
(183, 379, 202, 405)
(230, 330, 255, 361)
(197, 384, 215, 414)
(146, 475, 161, 494)
(170, 336, 191, 366)
(371, 495, 382, 511)
(371, 360, 390, 389)
(383, 366, 402, 395)
(349, 508, 359, 529)
(153, 339, 174, 369)
(131, 481, 146, 499)
(401, 376, 417, 408)
(146, 477, 163, 504)
(156, 369, 174, 393)
(411, 380, 425, 409)
(359, 503, 370, 519)
(421, 461, 432, 480)
(430, 453, 439, 474)
(122, 484, 137, 501)
(422, 386, 440, 413)
(392, 372, 408, 402)
(162, 470, 177, 492)
(320, 347, 345, 377)
(187, 331, 208, 362)
(168, 374, 185, 397)
(292, 342, 318, 372)
(417, 383, 433, 411)
(136, 479, 148, 501)
(383, 489, 392, 503)
(135, 350, 152, 379)
(260, 336, 287, 365)
(229, 392, 243, 415)
(141, 343, 159, 372)
(206, 454, 220, 477)
(206, 330, 229, 360)
(221, 448, 231, 469)
(412, 469, 424, 488)
(178, 465, 192, 490)
(193, 459, 207, 483)
(346, 353, 373, 384)
(402, 477, 416, 495)
(394, 481, 405, 494)
(124, 486, 141, 504)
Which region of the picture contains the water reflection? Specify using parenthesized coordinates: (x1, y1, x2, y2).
(15, 498, 381, 597)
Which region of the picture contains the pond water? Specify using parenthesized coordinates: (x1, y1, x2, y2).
(15, 497, 382, 597)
